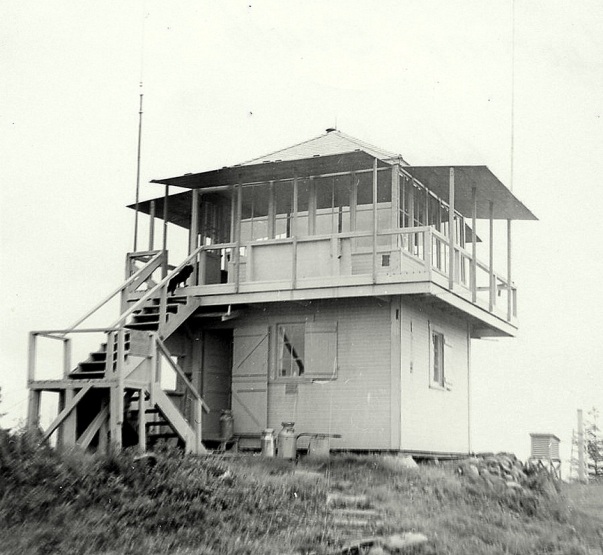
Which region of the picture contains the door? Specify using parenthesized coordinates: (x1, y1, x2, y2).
(202, 330, 233, 438)
(231, 326, 269, 435)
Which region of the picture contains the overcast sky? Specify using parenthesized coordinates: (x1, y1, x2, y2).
(2, 1, 602, 468)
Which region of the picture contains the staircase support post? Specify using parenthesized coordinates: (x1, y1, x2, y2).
(59, 388, 77, 449)
(27, 390, 41, 432)
(109, 385, 123, 454)
(195, 397, 202, 455)
(138, 388, 146, 454)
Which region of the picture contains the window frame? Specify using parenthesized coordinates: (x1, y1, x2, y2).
(272, 321, 338, 383)
(429, 325, 449, 391)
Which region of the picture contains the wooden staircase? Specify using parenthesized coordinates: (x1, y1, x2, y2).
(28, 250, 209, 455)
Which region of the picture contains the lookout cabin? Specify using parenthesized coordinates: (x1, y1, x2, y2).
(27, 129, 536, 457)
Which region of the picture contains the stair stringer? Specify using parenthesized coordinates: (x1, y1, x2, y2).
(158, 297, 202, 340)
(151, 383, 206, 454)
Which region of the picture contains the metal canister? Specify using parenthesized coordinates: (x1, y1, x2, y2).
(219, 409, 234, 440)
(277, 421, 297, 459)
(261, 428, 275, 457)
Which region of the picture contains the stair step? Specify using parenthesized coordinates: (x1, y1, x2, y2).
(90, 352, 107, 362)
(152, 296, 187, 305)
(78, 361, 106, 372)
(70, 370, 105, 379)
(138, 304, 179, 315)
(145, 421, 170, 428)
(125, 322, 160, 331)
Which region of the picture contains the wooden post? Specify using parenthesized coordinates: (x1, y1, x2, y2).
(234, 183, 242, 292)
(189, 188, 200, 286)
(292, 177, 298, 288)
(162, 185, 169, 278)
(27, 390, 41, 431)
(489, 201, 495, 312)
(507, 219, 512, 321)
(195, 397, 202, 454)
(27, 332, 37, 382)
(471, 187, 477, 303)
(148, 200, 156, 251)
(350, 173, 357, 232)
(391, 166, 400, 250)
(372, 158, 378, 283)
(448, 168, 455, 290)
(308, 177, 316, 235)
(138, 388, 146, 454)
(61, 389, 77, 448)
(98, 399, 108, 454)
(109, 386, 122, 453)
(63, 338, 72, 378)
(268, 181, 276, 238)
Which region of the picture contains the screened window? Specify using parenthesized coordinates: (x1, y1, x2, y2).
(275, 322, 338, 380)
(431, 330, 445, 388)
(277, 323, 305, 377)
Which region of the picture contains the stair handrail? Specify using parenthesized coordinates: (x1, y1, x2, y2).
(154, 336, 210, 413)
(61, 250, 165, 336)
(110, 245, 204, 329)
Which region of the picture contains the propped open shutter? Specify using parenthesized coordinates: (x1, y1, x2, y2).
(444, 337, 453, 390)
(232, 327, 268, 434)
(304, 322, 338, 379)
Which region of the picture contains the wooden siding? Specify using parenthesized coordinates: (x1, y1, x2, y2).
(230, 298, 393, 450)
(399, 298, 470, 454)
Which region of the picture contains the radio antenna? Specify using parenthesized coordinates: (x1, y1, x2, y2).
(133, 82, 144, 251)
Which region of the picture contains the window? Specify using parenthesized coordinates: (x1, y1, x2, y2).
(275, 322, 338, 380)
(277, 323, 305, 377)
(431, 330, 445, 388)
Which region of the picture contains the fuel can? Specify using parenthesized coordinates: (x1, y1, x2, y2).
(277, 421, 297, 459)
(261, 428, 275, 457)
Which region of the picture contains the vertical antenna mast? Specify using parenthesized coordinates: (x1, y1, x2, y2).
(133, 83, 144, 251)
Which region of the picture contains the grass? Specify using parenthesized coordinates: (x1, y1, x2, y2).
(1, 430, 602, 554)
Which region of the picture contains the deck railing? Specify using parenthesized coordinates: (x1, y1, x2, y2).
(186, 226, 516, 322)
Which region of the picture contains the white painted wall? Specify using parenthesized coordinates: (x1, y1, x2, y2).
(232, 298, 393, 450)
(399, 298, 471, 454)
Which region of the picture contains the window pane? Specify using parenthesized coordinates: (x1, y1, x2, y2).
(432, 332, 445, 386)
(277, 323, 305, 377)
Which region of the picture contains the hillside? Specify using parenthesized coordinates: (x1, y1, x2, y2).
(1, 432, 602, 554)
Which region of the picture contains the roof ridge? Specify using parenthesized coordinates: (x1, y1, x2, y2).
(334, 130, 400, 159)
(241, 131, 331, 165)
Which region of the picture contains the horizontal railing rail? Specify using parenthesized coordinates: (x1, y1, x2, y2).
(61, 251, 165, 336)
(194, 226, 517, 322)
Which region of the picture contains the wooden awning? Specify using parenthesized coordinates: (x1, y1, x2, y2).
(402, 166, 537, 221)
(150, 151, 389, 189)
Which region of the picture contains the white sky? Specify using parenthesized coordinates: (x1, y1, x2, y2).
(2, 1, 602, 468)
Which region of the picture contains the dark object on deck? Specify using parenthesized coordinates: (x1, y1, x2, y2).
(168, 265, 194, 295)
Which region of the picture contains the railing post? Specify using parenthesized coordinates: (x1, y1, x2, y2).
(448, 168, 455, 290)
(105, 331, 115, 375)
(424, 228, 432, 280)
(471, 187, 478, 303)
(234, 183, 242, 293)
(27, 332, 37, 382)
(489, 201, 495, 312)
(507, 219, 512, 321)
(159, 284, 168, 328)
(63, 338, 72, 378)
(198, 249, 207, 286)
(292, 238, 298, 289)
(149, 200, 156, 251)
(372, 158, 378, 284)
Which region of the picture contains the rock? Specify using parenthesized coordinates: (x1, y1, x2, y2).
(367, 547, 387, 555)
(383, 532, 429, 551)
(381, 454, 418, 470)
